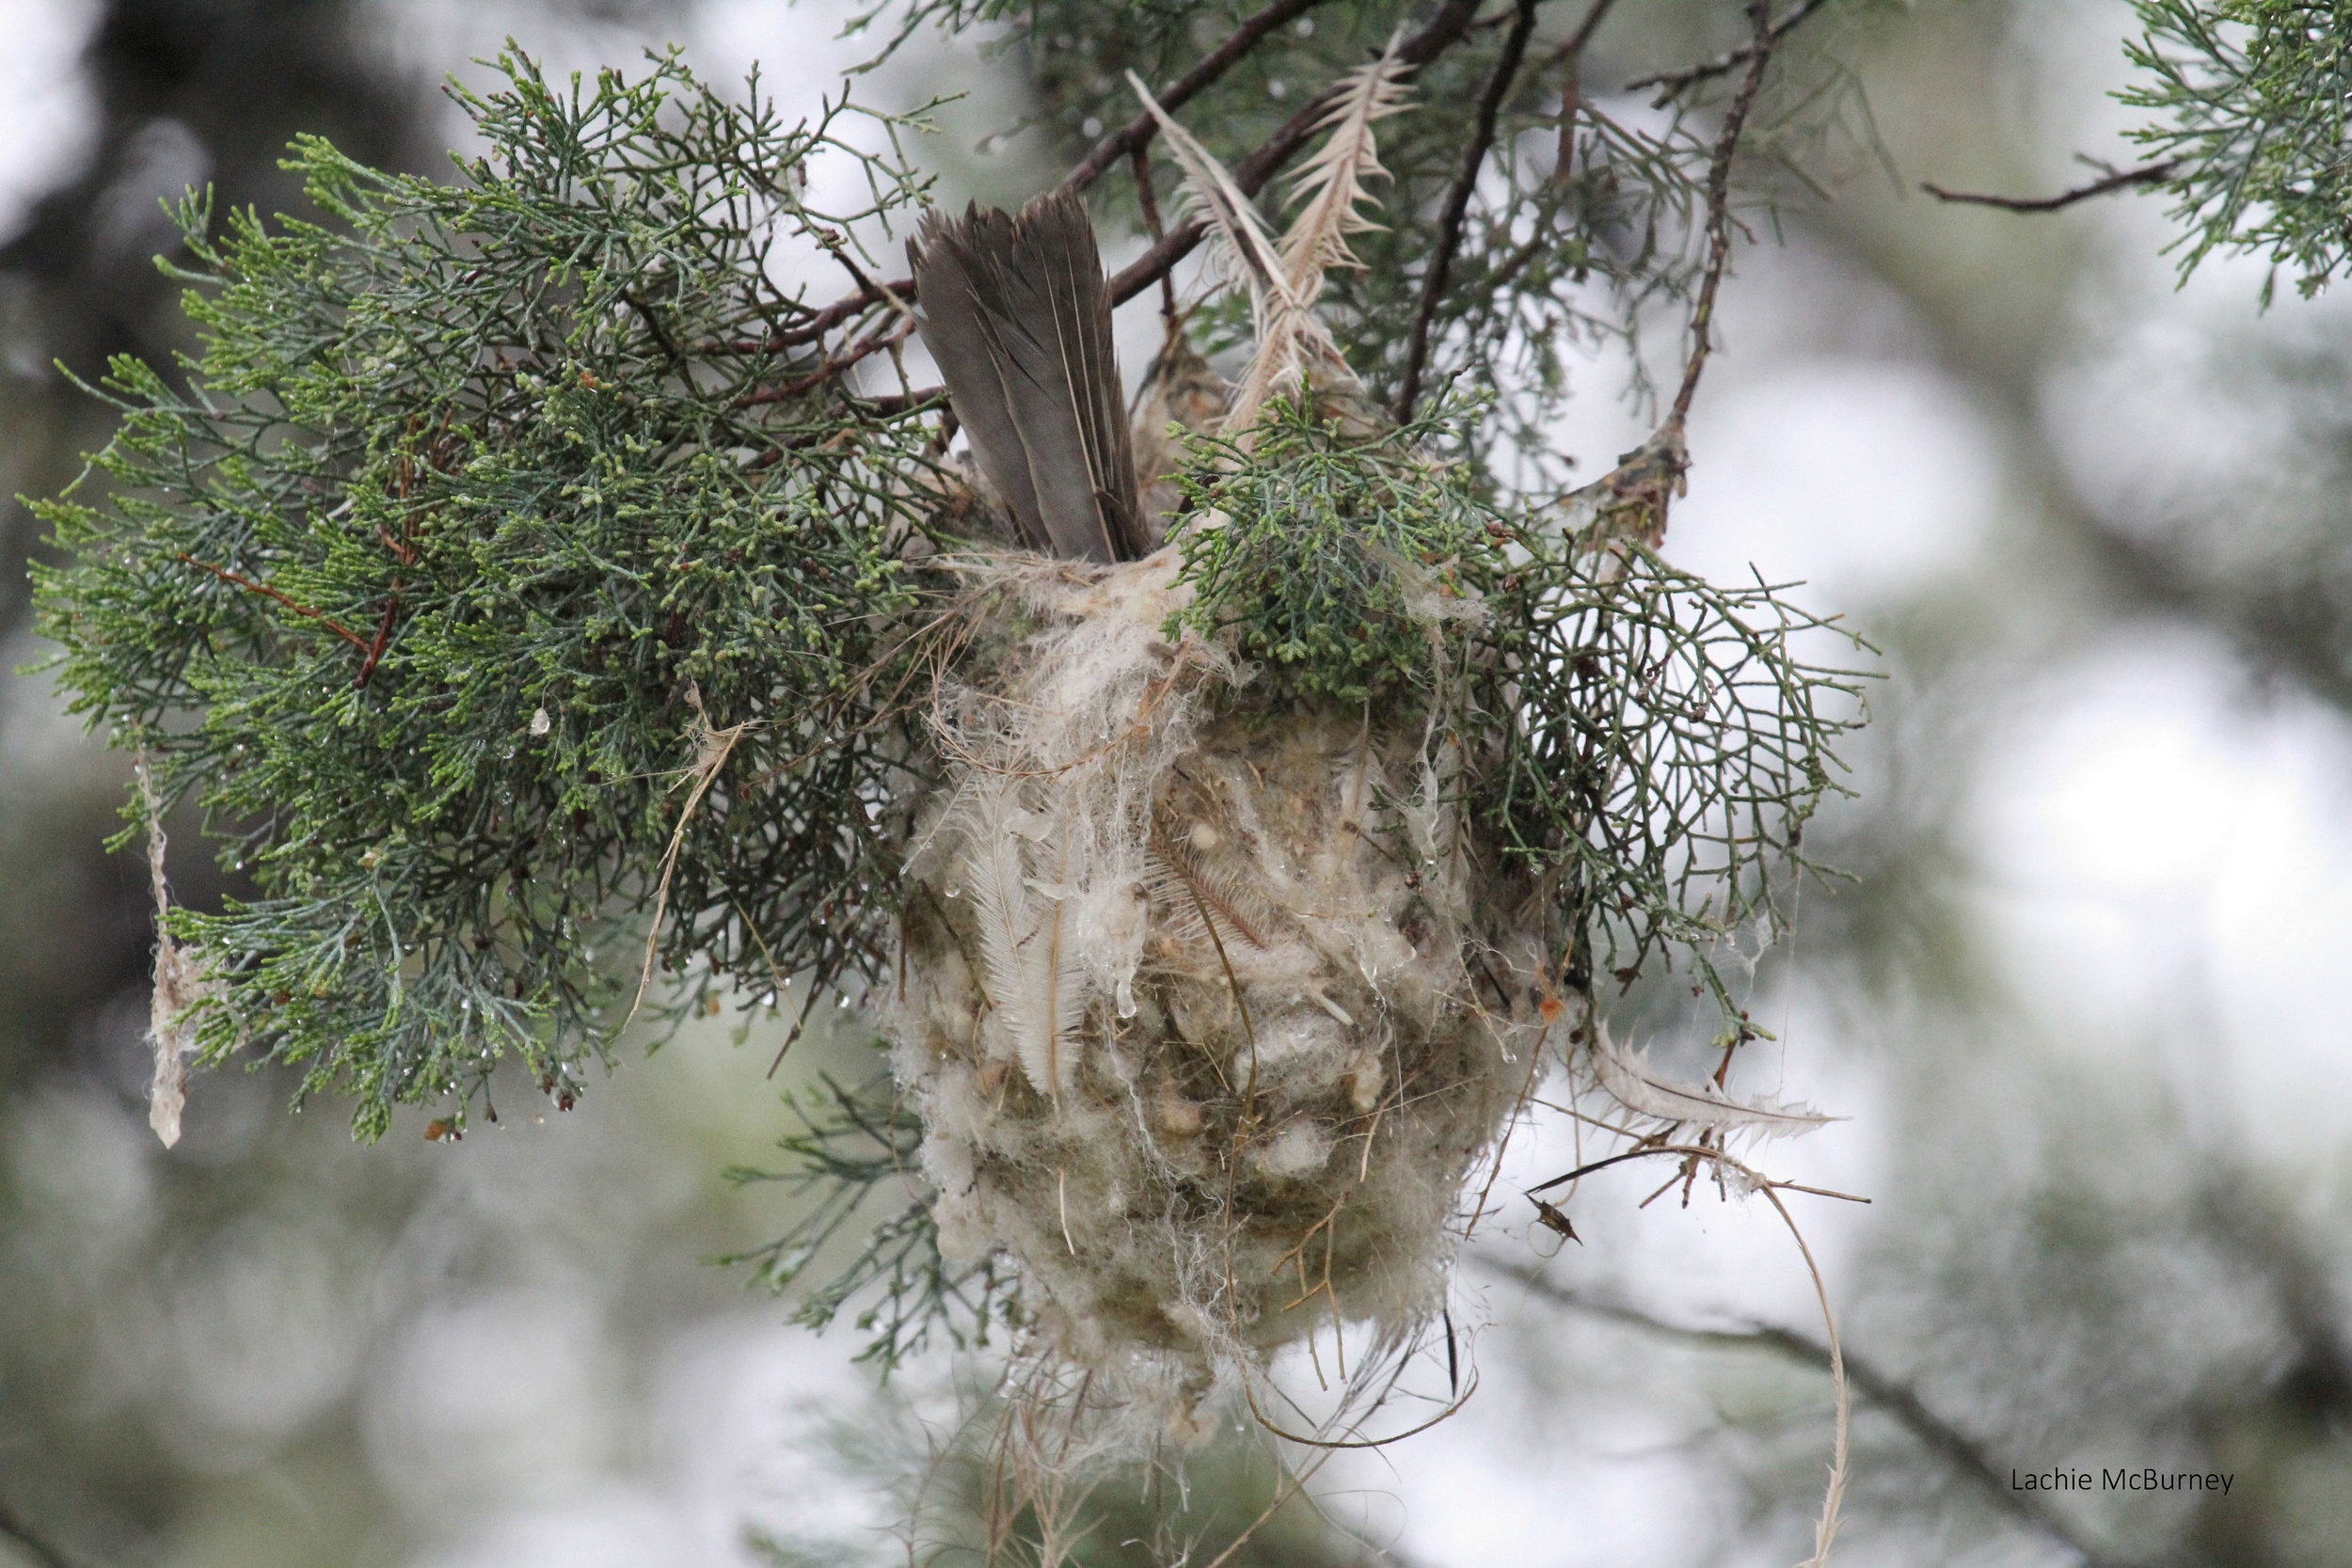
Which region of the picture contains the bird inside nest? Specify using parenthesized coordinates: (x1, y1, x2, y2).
(907, 42, 1409, 561)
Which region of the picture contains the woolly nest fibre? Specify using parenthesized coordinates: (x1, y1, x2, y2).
(886, 55, 1602, 1451)
(892, 543, 1539, 1437)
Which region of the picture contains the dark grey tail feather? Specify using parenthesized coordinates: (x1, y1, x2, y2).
(911, 191, 1145, 563)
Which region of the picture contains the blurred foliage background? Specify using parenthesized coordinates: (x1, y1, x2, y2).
(3, 2, 2350, 1565)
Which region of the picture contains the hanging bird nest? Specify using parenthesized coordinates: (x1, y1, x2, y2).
(889, 540, 1545, 1437)
(840, 44, 1865, 1465)
(877, 47, 1544, 1433)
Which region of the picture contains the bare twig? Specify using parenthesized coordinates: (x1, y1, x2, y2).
(700, 277, 905, 357)
(1667, 0, 1777, 434)
(704, 0, 1343, 362)
(1548, 0, 1624, 179)
(1921, 158, 2181, 213)
(1488, 1266, 2153, 1568)
(1104, 0, 1488, 309)
(716, 0, 1490, 402)
(175, 553, 371, 651)
(1512, 1140, 1858, 1556)
(1625, 0, 1836, 102)
(1194, 1446, 1339, 1568)
(841, 385, 946, 416)
(1394, 0, 1543, 422)
(733, 320, 916, 406)
(1129, 142, 1180, 324)
(354, 591, 400, 689)
(1057, 0, 1342, 196)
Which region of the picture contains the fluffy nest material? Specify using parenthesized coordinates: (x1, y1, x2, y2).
(889, 545, 1548, 1441)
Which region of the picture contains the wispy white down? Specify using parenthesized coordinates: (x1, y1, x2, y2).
(1593, 1022, 1841, 1140)
(1126, 69, 1295, 348)
(1128, 44, 1415, 442)
(963, 776, 1087, 1099)
(1274, 33, 1412, 307)
(1229, 35, 1410, 433)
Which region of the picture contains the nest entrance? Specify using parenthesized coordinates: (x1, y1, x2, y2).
(891, 549, 1542, 1425)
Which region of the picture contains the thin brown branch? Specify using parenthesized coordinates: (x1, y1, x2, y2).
(1106, 0, 1487, 309)
(176, 554, 371, 651)
(700, 281, 905, 357)
(1921, 158, 2181, 214)
(1488, 1264, 2153, 1568)
(1548, 0, 1624, 178)
(1130, 142, 1179, 323)
(1667, 0, 1777, 434)
(703, 0, 1342, 362)
(1395, 0, 1544, 422)
(1561, 0, 1623, 61)
(713, 0, 1490, 402)
(1624, 0, 1836, 102)
(354, 591, 401, 689)
(716, 0, 1490, 388)
(843, 385, 946, 415)
(734, 320, 916, 406)
(1057, 0, 1342, 195)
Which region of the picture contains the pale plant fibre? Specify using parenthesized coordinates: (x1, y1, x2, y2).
(1544, 1037, 1855, 1563)
(889, 543, 1545, 1465)
(138, 749, 216, 1148)
(1128, 38, 1409, 443)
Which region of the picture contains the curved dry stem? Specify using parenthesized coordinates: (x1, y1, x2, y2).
(1239, 1361, 1481, 1450)
(620, 693, 752, 1037)
(1524, 1139, 1853, 1565)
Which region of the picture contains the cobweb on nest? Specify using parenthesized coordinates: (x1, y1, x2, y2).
(888, 546, 1544, 1462)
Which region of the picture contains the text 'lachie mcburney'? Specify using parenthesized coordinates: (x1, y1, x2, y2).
(2011, 1468, 2234, 1495)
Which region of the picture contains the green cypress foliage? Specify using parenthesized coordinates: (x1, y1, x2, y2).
(33, 54, 945, 1137)
(1168, 398, 1503, 705)
(2124, 0, 2352, 297)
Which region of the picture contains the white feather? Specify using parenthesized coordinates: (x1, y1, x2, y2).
(1276, 34, 1412, 305)
(1593, 1022, 1841, 1140)
(965, 781, 1085, 1098)
(1127, 70, 1295, 347)
(1225, 40, 1412, 435)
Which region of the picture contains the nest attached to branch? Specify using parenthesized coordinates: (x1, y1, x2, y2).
(889, 547, 1545, 1441)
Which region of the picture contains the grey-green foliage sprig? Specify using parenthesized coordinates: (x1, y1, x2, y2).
(1168, 395, 1503, 705)
(33, 51, 947, 1137)
(1481, 530, 1870, 1026)
(1156, 390, 1864, 1036)
(721, 1071, 1021, 1374)
(2123, 0, 2352, 299)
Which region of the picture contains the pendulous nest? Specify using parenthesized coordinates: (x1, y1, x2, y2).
(887, 546, 1547, 1437)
